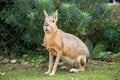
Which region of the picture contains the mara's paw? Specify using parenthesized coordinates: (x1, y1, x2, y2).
(49, 72, 55, 76)
(79, 68, 85, 71)
(44, 71, 50, 75)
(70, 68, 79, 72)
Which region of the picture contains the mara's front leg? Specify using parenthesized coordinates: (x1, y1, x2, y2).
(44, 52, 53, 75)
(49, 51, 62, 76)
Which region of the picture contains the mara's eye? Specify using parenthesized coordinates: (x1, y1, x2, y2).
(52, 20, 54, 23)
(44, 23, 49, 26)
(46, 24, 49, 26)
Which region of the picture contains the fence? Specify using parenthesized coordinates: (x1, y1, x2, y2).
(0, 0, 45, 58)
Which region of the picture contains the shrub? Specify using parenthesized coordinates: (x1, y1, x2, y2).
(0, 0, 120, 62)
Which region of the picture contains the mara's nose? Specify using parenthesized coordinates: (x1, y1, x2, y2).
(44, 23, 49, 26)
(44, 23, 50, 31)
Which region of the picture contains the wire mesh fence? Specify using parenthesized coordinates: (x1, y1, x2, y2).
(0, 0, 46, 59)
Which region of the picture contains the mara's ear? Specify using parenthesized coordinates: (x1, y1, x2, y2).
(52, 10, 58, 22)
(43, 10, 48, 18)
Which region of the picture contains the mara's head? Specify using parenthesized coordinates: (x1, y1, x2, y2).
(43, 10, 58, 33)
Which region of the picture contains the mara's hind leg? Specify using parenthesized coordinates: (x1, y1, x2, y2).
(79, 56, 86, 71)
(70, 56, 86, 72)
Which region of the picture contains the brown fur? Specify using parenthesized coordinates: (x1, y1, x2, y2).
(43, 10, 90, 76)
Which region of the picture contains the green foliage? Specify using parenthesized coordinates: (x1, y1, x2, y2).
(85, 39, 120, 60)
(0, 0, 120, 62)
(22, 52, 46, 66)
(85, 39, 106, 59)
(85, 38, 93, 54)
(113, 52, 120, 59)
(77, 11, 92, 36)
(59, 3, 80, 31)
(92, 44, 104, 56)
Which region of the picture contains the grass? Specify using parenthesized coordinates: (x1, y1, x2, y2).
(0, 60, 120, 80)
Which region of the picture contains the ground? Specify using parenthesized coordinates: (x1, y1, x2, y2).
(0, 60, 120, 80)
